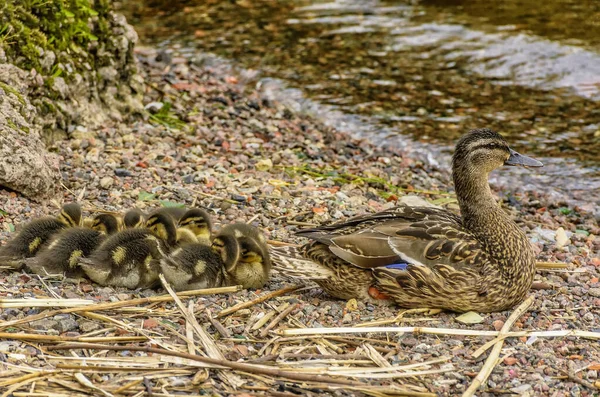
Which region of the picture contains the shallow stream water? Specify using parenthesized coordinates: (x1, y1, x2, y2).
(119, 0, 600, 208)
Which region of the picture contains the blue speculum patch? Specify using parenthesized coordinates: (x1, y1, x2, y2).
(384, 262, 410, 270)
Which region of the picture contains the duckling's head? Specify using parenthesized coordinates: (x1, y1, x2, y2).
(179, 208, 213, 241)
(58, 203, 82, 227)
(146, 212, 177, 247)
(124, 208, 146, 228)
(212, 223, 271, 289)
(176, 227, 199, 245)
(211, 232, 240, 272)
(90, 213, 120, 235)
(452, 128, 543, 176)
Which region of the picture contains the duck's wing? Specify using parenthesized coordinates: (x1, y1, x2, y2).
(296, 205, 486, 271)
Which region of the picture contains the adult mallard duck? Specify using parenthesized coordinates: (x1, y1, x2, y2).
(271, 128, 543, 312)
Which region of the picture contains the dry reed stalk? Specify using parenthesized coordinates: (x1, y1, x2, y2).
(282, 326, 499, 337)
(535, 261, 570, 269)
(0, 298, 94, 308)
(47, 343, 366, 386)
(159, 275, 224, 361)
(74, 372, 114, 397)
(0, 285, 241, 331)
(267, 240, 302, 247)
(250, 310, 276, 331)
(356, 308, 442, 327)
(0, 371, 56, 388)
(112, 379, 144, 394)
(363, 343, 392, 368)
(186, 303, 196, 355)
(216, 285, 301, 318)
(283, 326, 600, 340)
(462, 296, 534, 397)
(159, 275, 244, 388)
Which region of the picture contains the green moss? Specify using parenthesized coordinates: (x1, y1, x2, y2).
(283, 165, 457, 198)
(0, 0, 111, 77)
(0, 81, 26, 105)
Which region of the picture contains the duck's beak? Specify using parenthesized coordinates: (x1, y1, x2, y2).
(504, 149, 543, 167)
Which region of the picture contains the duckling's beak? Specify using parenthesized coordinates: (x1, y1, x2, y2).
(504, 149, 543, 168)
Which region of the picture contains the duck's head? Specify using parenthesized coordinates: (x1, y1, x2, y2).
(123, 208, 146, 228)
(58, 203, 82, 227)
(146, 212, 178, 247)
(179, 208, 213, 241)
(212, 223, 271, 288)
(452, 128, 543, 175)
(90, 213, 120, 235)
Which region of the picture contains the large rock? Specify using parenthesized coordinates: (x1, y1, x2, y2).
(0, 64, 60, 200)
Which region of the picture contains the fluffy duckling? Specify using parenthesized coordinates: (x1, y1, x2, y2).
(159, 223, 270, 291)
(178, 208, 213, 244)
(78, 212, 177, 289)
(150, 206, 188, 223)
(23, 213, 119, 278)
(123, 208, 145, 228)
(213, 223, 271, 289)
(159, 243, 226, 291)
(0, 203, 82, 266)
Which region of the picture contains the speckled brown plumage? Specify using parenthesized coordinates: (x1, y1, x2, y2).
(271, 128, 542, 312)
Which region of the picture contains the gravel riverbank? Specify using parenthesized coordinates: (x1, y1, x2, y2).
(0, 45, 598, 396)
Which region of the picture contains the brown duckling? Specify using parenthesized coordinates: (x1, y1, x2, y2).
(123, 208, 146, 228)
(23, 213, 119, 278)
(0, 203, 82, 266)
(78, 212, 177, 289)
(150, 206, 188, 223)
(213, 223, 271, 289)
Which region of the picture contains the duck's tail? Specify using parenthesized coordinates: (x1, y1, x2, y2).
(269, 246, 332, 280)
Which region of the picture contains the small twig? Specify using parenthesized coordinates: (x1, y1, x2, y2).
(286, 220, 317, 227)
(260, 303, 298, 338)
(217, 285, 301, 318)
(462, 296, 534, 397)
(535, 261, 570, 269)
(205, 309, 231, 338)
(47, 343, 365, 387)
(560, 362, 599, 390)
(143, 377, 154, 397)
(531, 281, 555, 290)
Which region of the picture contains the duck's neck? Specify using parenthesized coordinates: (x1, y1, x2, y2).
(453, 167, 507, 229)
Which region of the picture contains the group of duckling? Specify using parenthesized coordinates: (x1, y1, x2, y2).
(0, 204, 271, 292)
(1, 129, 547, 314)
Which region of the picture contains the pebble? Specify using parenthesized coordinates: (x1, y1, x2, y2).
(100, 176, 114, 189)
(30, 319, 60, 331)
(588, 288, 600, 297)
